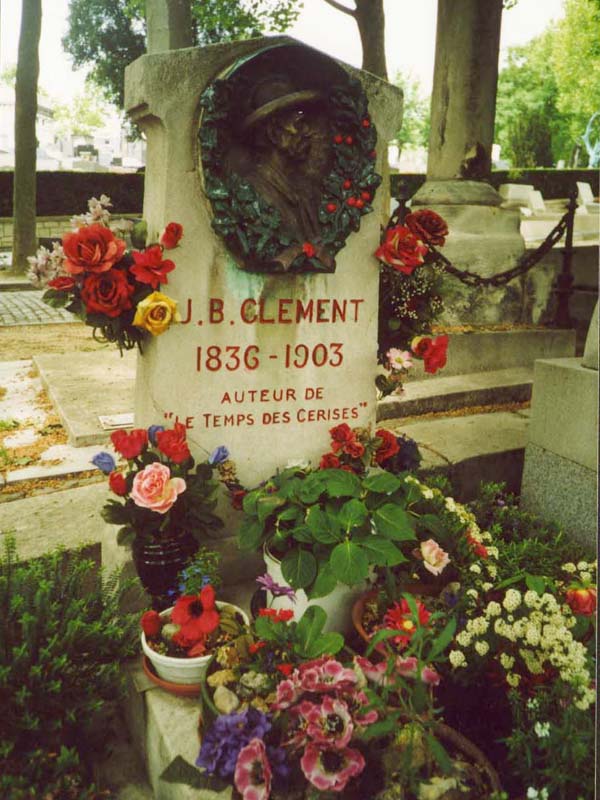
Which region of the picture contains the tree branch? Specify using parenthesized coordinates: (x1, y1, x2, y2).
(322, 0, 356, 18)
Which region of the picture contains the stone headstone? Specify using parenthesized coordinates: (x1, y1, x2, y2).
(582, 301, 598, 370)
(527, 190, 546, 214)
(577, 181, 595, 206)
(498, 183, 535, 205)
(125, 37, 402, 486)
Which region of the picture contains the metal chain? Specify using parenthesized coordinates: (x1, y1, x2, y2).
(425, 195, 578, 288)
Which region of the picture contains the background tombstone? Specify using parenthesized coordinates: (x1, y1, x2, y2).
(125, 36, 402, 487)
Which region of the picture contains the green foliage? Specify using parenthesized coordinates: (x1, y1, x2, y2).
(392, 71, 430, 153)
(177, 547, 222, 594)
(52, 81, 111, 139)
(0, 537, 138, 796)
(63, 0, 301, 108)
(254, 605, 344, 659)
(503, 685, 595, 799)
(239, 466, 417, 593)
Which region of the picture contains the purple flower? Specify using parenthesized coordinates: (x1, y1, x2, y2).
(147, 425, 165, 446)
(208, 445, 229, 465)
(196, 708, 271, 778)
(256, 573, 296, 603)
(91, 452, 116, 474)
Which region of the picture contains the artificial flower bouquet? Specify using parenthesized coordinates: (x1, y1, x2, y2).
(318, 423, 421, 475)
(375, 207, 450, 398)
(28, 194, 184, 351)
(95, 422, 228, 546)
(140, 584, 247, 661)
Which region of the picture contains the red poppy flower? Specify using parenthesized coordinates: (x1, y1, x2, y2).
(171, 592, 220, 642)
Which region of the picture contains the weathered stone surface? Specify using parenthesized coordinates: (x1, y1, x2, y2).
(528, 358, 598, 472)
(582, 301, 598, 369)
(404, 329, 575, 381)
(413, 180, 502, 207)
(34, 351, 135, 446)
(125, 37, 402, 487)
(377, 366, 533, 420)
(521, 443, 597, 550)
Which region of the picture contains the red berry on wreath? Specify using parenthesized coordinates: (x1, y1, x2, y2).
(343, 179, 352, 190)
(326, 202, 337, 213)
(345, 135, 353, 145)
(369, 149, 377, 159)
(361, 191, 371, 201)
(333, 134, 343, 144)
(356, 198, 365, 209)
(362, 118, 371, 128)
(347, 197, 357, 207)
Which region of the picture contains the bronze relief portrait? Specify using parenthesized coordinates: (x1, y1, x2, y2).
(200, 44, 381, 274)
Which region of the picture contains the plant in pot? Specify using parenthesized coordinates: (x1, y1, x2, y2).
(140, 583, 250, 692)
(238, 426, 423, 633)
(94, 423, 229, 609)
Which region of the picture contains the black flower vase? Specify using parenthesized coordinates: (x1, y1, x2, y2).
(132, 530, 198, 611)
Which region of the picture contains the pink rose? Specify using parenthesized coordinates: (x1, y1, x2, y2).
(420, 538, 450, 576)
(130, 462, 186, 514)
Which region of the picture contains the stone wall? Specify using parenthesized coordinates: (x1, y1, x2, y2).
(0, 214, 141, 249)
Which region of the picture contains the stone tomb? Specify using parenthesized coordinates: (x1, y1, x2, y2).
(126, 37, 401, 486)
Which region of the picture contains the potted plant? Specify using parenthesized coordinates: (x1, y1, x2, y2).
(94, 423, 231, 608)
(140, 583, 250, 689)
(237, 425, 422, 633)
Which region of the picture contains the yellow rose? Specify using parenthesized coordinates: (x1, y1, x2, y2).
(133, 291, 181, 335)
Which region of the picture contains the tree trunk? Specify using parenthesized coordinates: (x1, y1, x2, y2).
(355, 0, 387, 81)
(12, 0, 42, 272)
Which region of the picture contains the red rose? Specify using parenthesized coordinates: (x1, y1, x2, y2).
(320, 452, 341, 469)
(140, 610, 161, 638)
(344, 440, 365, 459)
(375, 225, 428, 275)
(62, 224, 126, 275)
(108, 470, 128, 496)
(405, 209, 449, 247)
(155, 422, 191, 464)
(80, 269, 135, 318)
(276, 663, 294, 676)
(130, 245, 175, 288)
(423, 335, 449, 375)
(566, 587, 597, 616)
(329, 423, 355, 453)
(47, 275, 75, 291)
(375, 428, 400, 465)
(160, 222, 184, 250)
(110, 428, 148, 459)
(302, 242, 316, 258)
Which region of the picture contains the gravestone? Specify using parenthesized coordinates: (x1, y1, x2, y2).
(125, 37, 402, 487)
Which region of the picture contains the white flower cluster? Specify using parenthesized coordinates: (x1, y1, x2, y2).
(527, 788, 549, 800)
(26, 241, 66, 288)
(561, 559, 597, 586)
(70, 194, 112, 229)
(449, 590, 595, 709)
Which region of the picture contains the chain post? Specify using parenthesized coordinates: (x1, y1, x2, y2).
(553, 191, 577, 328)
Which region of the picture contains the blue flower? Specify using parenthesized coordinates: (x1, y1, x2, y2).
(208, 445, 230, 465)
(91, 452, 116, 474)
(147, 425, 165, 446)
(195, 709, 271, 778)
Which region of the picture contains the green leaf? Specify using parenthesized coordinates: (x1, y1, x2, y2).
(294, 606, 343, 658)
(241, 490, 260, 516)
(419, 514, 447, 538)
(363, 471, 402, 494)
(297, 474, 325, 504)
(160, 755, 229, 792)
(313, 631, 345, 657)
(238, 518, 264, 551)
(307, 563, 338, 599)
(525, 573, 547, 595)
(319, 468, 362, 498)
(427, 734, 453, 775)
(131, 220, 148, 249)
(281, 549, 317, 590)
(428, 616, 457, 660)
(358, 716, 397, 740)
(338, 499, 368, 531)
(116, 526, 135, 547)
(360, 538, 407, 567)
(291, 525, 314, 543)
(306, 507, 342, 544)
(366, 627, 401, 655)
(373, 504, 416, 541)
(277, 506, 301, 523)
(329, 540, 369, 586)
(256, 494, 285, 524)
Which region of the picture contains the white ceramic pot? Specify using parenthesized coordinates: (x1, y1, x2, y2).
(141, 601, 249, 685)
(264, 547, 370, 635)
